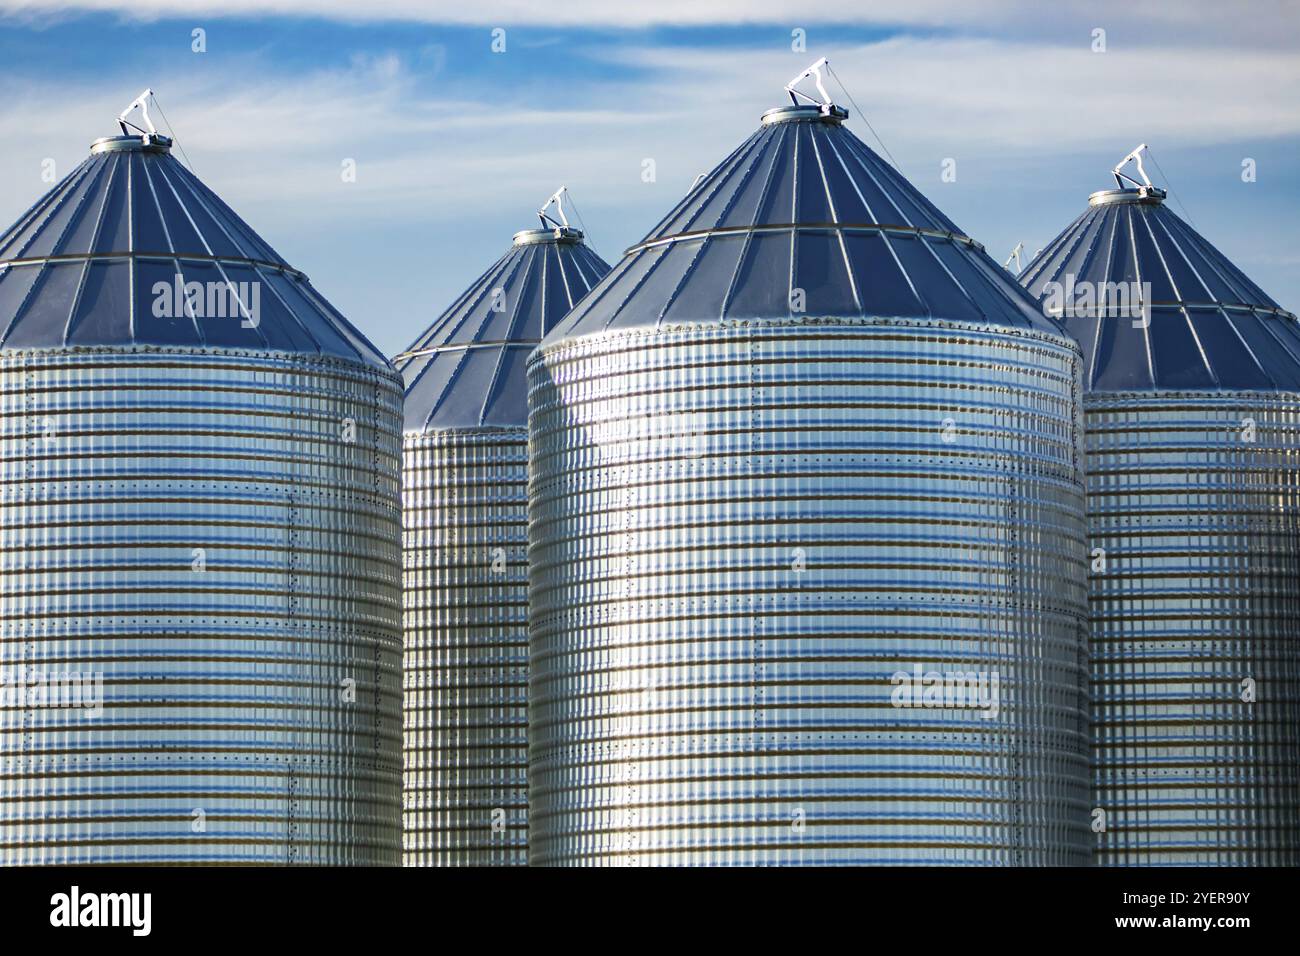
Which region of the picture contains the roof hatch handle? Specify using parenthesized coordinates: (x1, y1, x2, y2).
(118, 89, 156, 136)
(1003, 242, 1024, 274)
(117, 89, 170, 146)
(786, 57, 835, 113)
(1112, 143, 1161, 195)
(538, 186, 571, 232)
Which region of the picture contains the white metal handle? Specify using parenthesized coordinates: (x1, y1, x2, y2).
(786, 57, 833, 108)
(538, 187, 570, 230)
(1003, 242, 1024, 273)
(118, 89, 159, 138)
(1113, 143, 1154, 190)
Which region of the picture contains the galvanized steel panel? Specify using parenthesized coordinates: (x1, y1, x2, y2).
(0, 138, 388, 366)
(1018, 189, 1300, 393)
(0, 348, 404, 865)
(396, 220, 609, 865)
(1087, 393, 1300, 865)
(527, 318, 1091, 866)
(1024, 184, 1300, 865)
(402, 429, 529, 865)
(549, 106, 1060, 345)
(396, 234, 610, 432)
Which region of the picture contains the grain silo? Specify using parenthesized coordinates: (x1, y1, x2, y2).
(0, 96, 403, 865)
(397, 191, 609, 866)
(1020, 146, 1300, 866)
(526, 63, 1091, 866)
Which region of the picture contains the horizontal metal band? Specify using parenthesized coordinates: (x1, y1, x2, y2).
(625, 221, 985, 256)
(393, 339, 540, 363)
(0, 251, 307, 281)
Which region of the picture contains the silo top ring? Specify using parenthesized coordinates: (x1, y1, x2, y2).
(513, 226, 585, 246)
(95, 89, 172, 154)
(1093, 144, 1166, 205)
(89, 134, 173, 155)
(771, 57, 848, 125)
(1088, 186, 1167, 207)
(760, 103, 848, 126)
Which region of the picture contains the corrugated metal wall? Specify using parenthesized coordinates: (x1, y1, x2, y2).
(0, 348, 403, 865)
(1088, 393, 1300, 865)
(402, 428, 529, 865)
(528, 318, 1091, 865)
(1021, 175, 1300, 866)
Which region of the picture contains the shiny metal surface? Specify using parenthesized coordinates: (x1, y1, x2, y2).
(397, 219, 610, 865)
(396, 234, 610, 432)
(529, 94, 1090, 866)
(0, 122, 403, 866)
(90, 135, 173, 155)
(760, 104, 848, 126)
(1024, 175, 1300, 866)
(0, 347, 404, 865)
(1086, 394, 1300, 865)
(0, 136, 388, 366)
(1087, 187, 1166, 208)
(528, 317, 1090, 866)
(402, 429, 529, 866)
(1018, 189, 1299, 392)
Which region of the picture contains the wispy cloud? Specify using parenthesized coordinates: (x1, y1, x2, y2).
(6, 32, 1295, 227)
(2, 11, 1297, 352)
(0, 0, 1031, 26)
(611, 37, 1300, 155)
(1, 0, 1296, 43)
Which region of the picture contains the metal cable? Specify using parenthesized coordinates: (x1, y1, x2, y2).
(150, 95, 197, 174)
(826, 63, 903, 175)
(565, 191, 596, 253)
(1146, 147, 1196, 229)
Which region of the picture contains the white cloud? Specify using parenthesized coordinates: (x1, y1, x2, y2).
(5, 33, 1298, 235)
(613, 37, 1300, 155)
(0, 0, 1296, 44)
(3, 27, 1299, 354)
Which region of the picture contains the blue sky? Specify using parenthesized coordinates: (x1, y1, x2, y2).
(2, 1, 1298, 356)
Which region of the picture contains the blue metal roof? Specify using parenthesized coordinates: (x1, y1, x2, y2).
(394, 227, 609, 431)
(544, 104, 1056, 344)
(1021, 186, 1300, 392)
(0, 134, 389, 368)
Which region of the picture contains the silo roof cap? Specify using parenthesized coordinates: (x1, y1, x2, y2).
(1087, 187, 1167, 206)
(1090, 143, 1169, 206)
(762, 60, 849, 125)
(1020, 143, 1300, 393)
(395, 188, 611, 432)
(0, 90, 390, 367)
(512, 226, 586, 246)
(760, 103, 849, 126)
(89, 133, 174, 155)
(541, 60, 1056, 345)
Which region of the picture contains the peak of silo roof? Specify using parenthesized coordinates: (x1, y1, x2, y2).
(543, 77, 1054, 344)
(394, 201, 610, 433)
(1020, 150, 1300, 393)
(0, 106, 388, 367)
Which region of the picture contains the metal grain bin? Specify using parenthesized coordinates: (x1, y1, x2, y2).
(396, 192, 609, 866)
(1020, 146, 1300, 866)
(0, 104, 403, 865)
(527, 67, 1091, 866)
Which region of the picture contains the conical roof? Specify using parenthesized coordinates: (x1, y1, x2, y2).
(395, 223, 609, 431)
(545, 101, 1055, 343)
(1020, 173, 1300, 393)
(0, 131, 388, 367)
